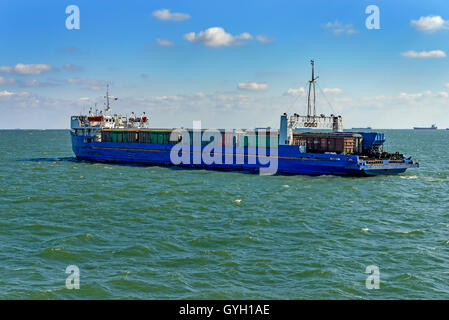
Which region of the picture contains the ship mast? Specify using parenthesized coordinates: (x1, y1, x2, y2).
(307, 60, 319, 120)
(104, 84, 111, 112)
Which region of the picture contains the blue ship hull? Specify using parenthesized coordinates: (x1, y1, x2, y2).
(71, 133, 418, 176)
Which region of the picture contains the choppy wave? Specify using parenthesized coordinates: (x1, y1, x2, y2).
(1, 129, 449, 299)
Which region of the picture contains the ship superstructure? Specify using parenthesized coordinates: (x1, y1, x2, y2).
(71, 84, 149, 142)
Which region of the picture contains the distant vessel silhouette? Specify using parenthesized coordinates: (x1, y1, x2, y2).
(413, 124, 437, 130)
(352, 127, 372, 130)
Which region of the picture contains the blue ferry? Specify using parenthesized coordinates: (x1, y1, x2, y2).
(70, 62, 419, 176)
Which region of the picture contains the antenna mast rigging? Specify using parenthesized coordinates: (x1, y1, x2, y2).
(306, 60, 319, 120)
(104, 84, 111, 112)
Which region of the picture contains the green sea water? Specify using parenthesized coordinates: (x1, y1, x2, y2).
(0, 129, 448, 299)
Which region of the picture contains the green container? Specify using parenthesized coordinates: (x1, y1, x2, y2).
(246, 135, 256, 148)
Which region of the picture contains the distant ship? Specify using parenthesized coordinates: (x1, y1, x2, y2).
(70, 61, 419, 176)
(413, 124, 437, 130)
(352, 127, 372, 130)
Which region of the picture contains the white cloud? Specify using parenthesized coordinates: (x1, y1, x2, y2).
(0, 76, 58, 87)
(134, 93, 208, 110)
(411, 15, 449, 32)
(359, 90, 449, 105)
(238, 32, 252, 40)
(156, 38, 175, 46)
(445, 83, 449, 89)
(334, 97, 352, 103)
(324, 21, 357, 35)
(184, 27, 253, 47)
(152, 9, 190, 22)
(4, 85, 449, 129)
(358, 95, 394, 108)
(361, 95, 392, 102)
(67, 78, 108, 91)
(399, 92, 423, 100)
(63, 63, 83, 71)
(284, 87, 305, 96)
(256, 35, 274, 43)
(0, 90, 30, 98)
(0, 90, 63, 113)
(237, 81, 268, 91)
(153, 95, 184, 102)
(213, 94, 252, 110)
(0, 90, 15, 97)
(401, 50, 446, 58)
(0, 76, 16, 84)
(67, 78, 81, 84)
(398, 90, 448, 101)
(0, 63, 52, 75)
(21, 79, 60, 88)
(132, 91, 257, 113)
(323, 88, 343, 94)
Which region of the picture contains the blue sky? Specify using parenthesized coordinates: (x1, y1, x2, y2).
(1, 0, 448, 129)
